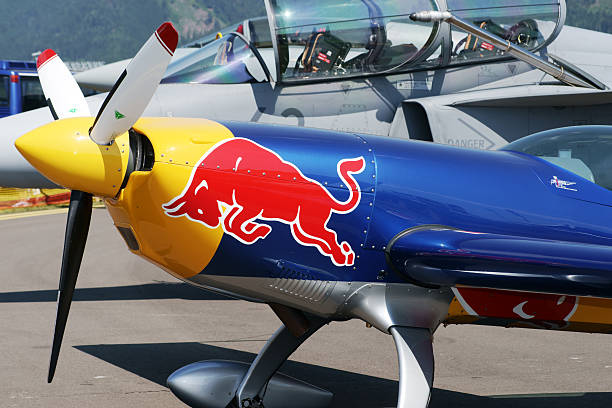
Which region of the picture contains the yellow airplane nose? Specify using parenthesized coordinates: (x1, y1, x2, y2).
(15, 117, 130, 197)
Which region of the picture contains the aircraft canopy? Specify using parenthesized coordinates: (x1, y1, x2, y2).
(268, 0, 566, 82)
(270, 0, 441, 81)
(161, 0, 566, 85)
(504, 126, 612, 191)
(162, 33, 270, 85)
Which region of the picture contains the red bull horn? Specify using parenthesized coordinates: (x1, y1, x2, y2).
(163, 138, 366, 267)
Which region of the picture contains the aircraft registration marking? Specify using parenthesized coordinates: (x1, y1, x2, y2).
(396, 79, 432, 91)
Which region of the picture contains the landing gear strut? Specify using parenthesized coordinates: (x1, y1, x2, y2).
(167, 314, 434, 408)
(167, 312, 331, 408)
(391, 327, 434, 408)
(234, 317, 329, 408)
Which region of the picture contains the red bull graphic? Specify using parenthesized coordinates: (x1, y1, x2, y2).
(163, 138, 365, 266)
(453, 287, 578, 328)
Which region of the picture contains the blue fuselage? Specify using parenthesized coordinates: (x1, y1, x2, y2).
(194, 123, 612, 288)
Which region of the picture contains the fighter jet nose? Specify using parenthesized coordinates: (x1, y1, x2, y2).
(15, 117, 130, 197)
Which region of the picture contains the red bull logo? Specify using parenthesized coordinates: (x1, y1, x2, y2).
(163, 138, 366, 266)
(454, 287, 578, 328)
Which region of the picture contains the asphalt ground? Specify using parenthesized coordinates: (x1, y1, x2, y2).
(1, 209, 611, 408)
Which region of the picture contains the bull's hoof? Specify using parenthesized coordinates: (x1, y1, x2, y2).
(167, 360, 333, 408)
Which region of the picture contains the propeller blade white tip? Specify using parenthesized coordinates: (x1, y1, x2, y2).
(37, 49, 91, 119)
(89, 22, 178, 145)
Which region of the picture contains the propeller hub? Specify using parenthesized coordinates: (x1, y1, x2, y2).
(15, 117, 130, 197)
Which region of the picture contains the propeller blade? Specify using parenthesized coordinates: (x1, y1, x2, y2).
(38, 52, 94, 383)
(89, 22, 178, 145)
(37, 49, 91, 119)
(48, 190, 92, 383)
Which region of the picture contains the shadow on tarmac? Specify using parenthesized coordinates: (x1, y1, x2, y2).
(0, 282, 234, 302)
(75, 342, 611, 408)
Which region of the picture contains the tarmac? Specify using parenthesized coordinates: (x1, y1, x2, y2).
(1, 209, 611, 408)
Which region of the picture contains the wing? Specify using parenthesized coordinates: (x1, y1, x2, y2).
(387, 226, 612, 298)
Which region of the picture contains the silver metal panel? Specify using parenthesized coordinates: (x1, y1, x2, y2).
(187, 274, 454, 333)
(269, 278, 336, 303)
(187, 274, 353, 317)
(341, 283, 454, 332)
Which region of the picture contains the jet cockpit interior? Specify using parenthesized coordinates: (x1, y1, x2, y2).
(161, 0, 566, 85)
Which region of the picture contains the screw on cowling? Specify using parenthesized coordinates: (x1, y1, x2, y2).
(241, 397, 264, 408)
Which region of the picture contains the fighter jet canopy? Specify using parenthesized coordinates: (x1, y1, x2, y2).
(269, 0, 566, 82)
(162, 0, 566, 85)
(162, 33, 271, 84)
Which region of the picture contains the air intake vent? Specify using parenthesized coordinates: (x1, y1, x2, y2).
(130, 129, 155, 171)
(269, 260, 336, 303)
(120, 130, 155, 190)
(116, 226, 139, 251)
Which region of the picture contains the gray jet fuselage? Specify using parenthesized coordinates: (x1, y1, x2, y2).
(3, 20, 612, 188)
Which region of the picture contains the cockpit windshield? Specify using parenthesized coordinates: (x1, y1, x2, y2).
(503, 127, 612, 191)
(162, 33, 269, 85)
(270, 0, 441, 82)
(448, 0, 563, 64)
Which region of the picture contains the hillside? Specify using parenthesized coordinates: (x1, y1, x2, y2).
(566, 0, 612, 33)
(0, 1, 607, 63)
(1, 0, 266, 62)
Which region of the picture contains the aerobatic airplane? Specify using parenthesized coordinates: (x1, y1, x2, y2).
(13, 19, 612, 408)
(4, 0, 612, 188)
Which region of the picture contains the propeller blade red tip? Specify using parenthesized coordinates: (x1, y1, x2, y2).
(155, 22, 179, 55)
(37, 49, 57, 69)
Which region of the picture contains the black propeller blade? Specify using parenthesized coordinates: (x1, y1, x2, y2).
(48, 190, 92, 383)
(35, 22, 178, 383)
